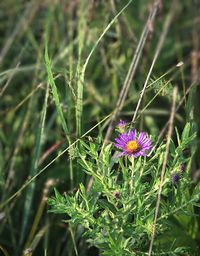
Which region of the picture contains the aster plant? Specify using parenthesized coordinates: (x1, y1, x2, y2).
(49, 122, 200, 255)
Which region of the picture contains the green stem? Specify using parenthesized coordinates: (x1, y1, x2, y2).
(130, 156, 135, 192)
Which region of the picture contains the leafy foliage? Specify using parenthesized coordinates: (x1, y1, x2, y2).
(1, 1, 200, 255)
(49, 123, 199, 255)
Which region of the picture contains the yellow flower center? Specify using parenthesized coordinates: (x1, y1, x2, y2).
(126, 140, 140, 153)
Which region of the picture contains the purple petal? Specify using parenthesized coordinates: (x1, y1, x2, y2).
(113, 129, 152, 158)
(129, 129, 136, 140)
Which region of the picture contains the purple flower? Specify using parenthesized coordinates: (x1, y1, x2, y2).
(117, 120, 127, 133)
(180, 164, 186, 174)
(118, 119, 127, 128)
(171, 172, 180, 184)
(114, 129, 152, 158)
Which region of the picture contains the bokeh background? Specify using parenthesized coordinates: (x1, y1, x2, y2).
(0, 0, 200, 255)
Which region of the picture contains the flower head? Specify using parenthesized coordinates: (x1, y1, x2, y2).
(180, 163, 186, 174)
(113, 191, 121, 199)
(114, 129, 152, 158)
(117, 119, 127, 133)
(171, 172, 181, 184)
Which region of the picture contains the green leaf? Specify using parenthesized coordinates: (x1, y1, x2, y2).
(98, 199, 117, 214)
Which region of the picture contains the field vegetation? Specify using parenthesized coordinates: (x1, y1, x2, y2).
(0, 0, 200, 255)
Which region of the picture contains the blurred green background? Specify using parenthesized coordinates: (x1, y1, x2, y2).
(0, 0, 200, 255)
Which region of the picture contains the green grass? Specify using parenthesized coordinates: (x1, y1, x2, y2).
(0, 0, 200, 255)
